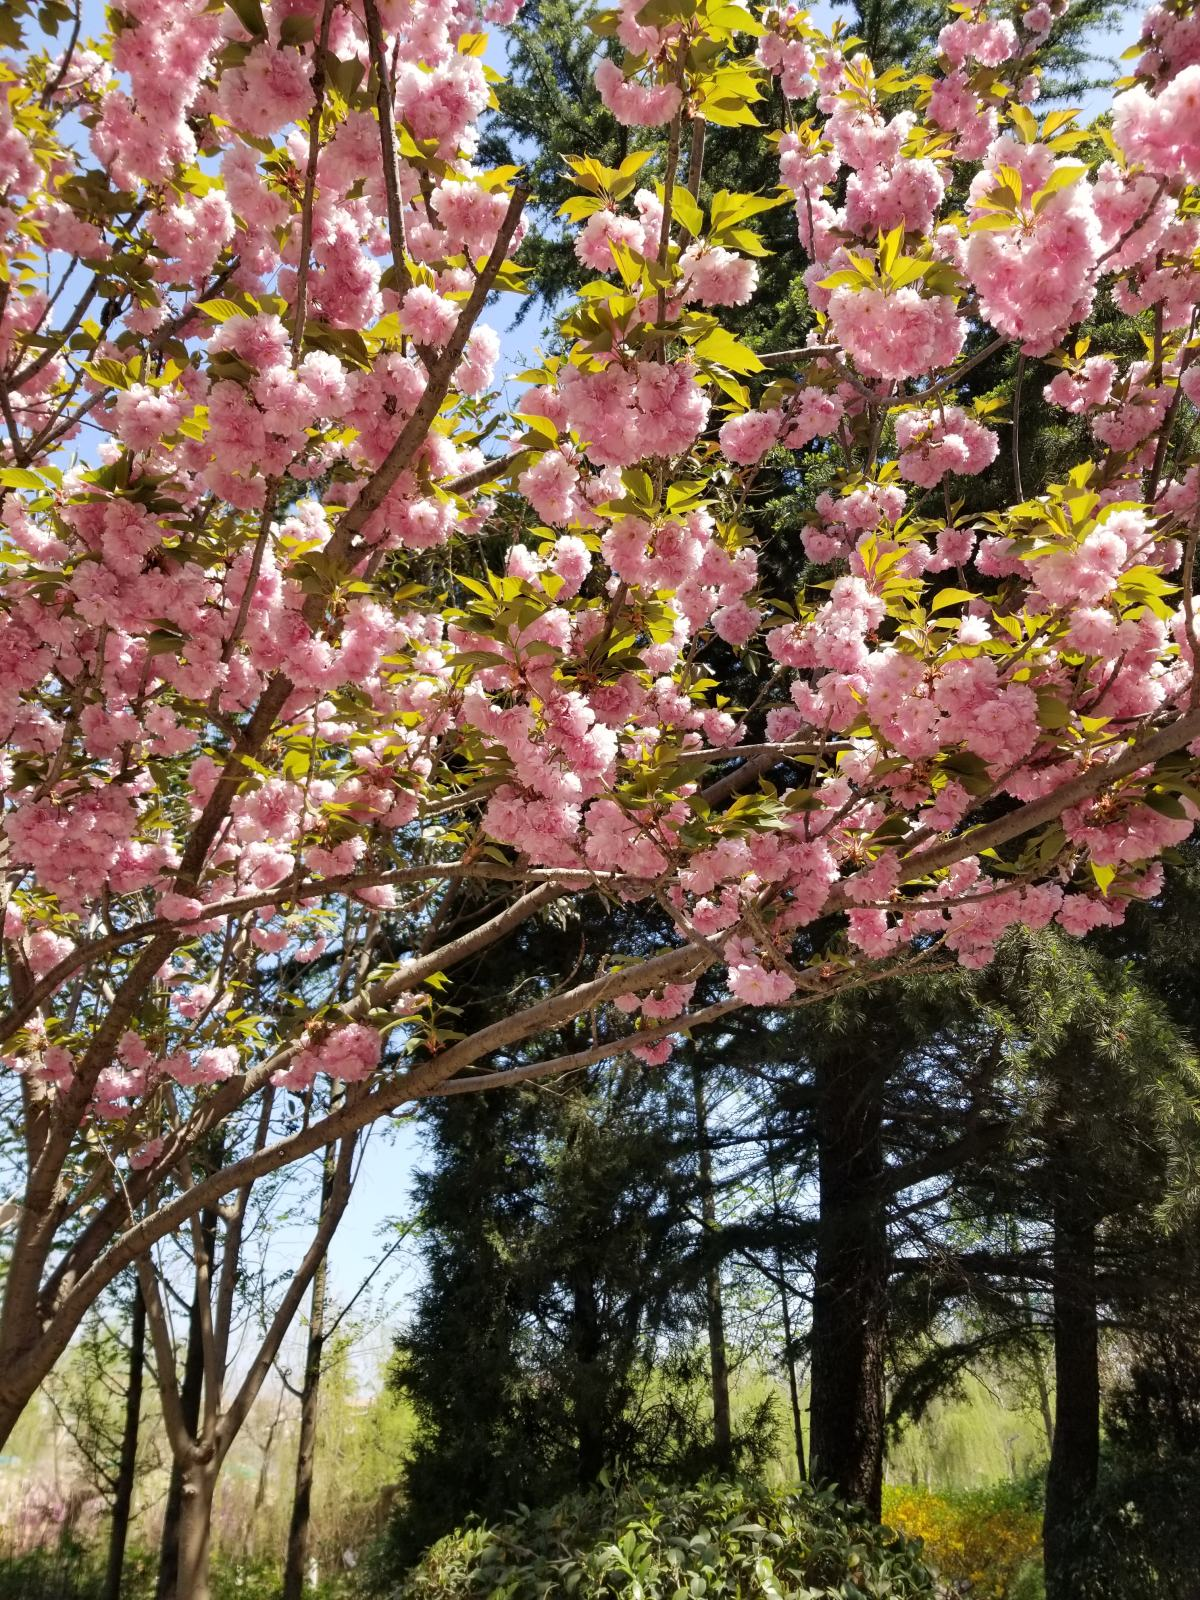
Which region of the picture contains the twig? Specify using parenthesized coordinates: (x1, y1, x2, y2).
(687, 115, 705, 200)
(1011, 352, 1025, 502)
(291, 0, 337, 364)
(362, 0, 413, 299)
(445, 447, 533, 495)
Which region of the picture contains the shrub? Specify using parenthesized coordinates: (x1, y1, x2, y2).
(1057, 1458, 1200, 1599)
(0, 1540, 156, 1600)
(881, 1484, 1042, 1598)
(388, 1478, 936, 1598)
(0, 1543, 352, 1600)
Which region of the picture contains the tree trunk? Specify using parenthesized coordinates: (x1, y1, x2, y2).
(691, 1063, 732, 1466)
(1032, 1347, 1055, 1459)
(778, 1265, 806, 1482)
(1043, 1152, 1099, 1600)
(767, 1134, 804, 1480)
(173, 1460, 218, 1600)
(103, 1282, 145, 1600)
(283, 1151, 335, 1600)
(156, 1206, 217, 1600)
(808, 1049, 887, 1519)
(246, 1384, 286, 1556)
(569, 1264, 605, 1487)
(1019, 1292, 1055, 1456)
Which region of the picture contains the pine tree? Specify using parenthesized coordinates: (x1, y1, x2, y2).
(389, 1055, 753, 1558)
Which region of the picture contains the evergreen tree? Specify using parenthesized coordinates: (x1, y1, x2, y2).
(391, 4, 1200, 1564)
(389, 1054, 774, 1558)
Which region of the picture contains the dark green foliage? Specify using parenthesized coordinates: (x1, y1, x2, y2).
(388, 1049, 778, 1561)
(0, 1542, 122, 1600)
(1105, 1291, 1200, 1461)
(887, 930, 1200, 1408)
(1053, 1458, 1200, 1600)
(387, 1479, 936, 1599)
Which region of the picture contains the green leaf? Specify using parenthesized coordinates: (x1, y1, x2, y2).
(931, 587, 977, 610)
(671, 186, 704, 239)
(558, 195, 605, 223)
(196, 298, 247, 323)
(455, 574, 498, 602)
(145, 630, 184, 657)
(325, 51, 366, 103)
(1036, 691, 1071, 731)
(878, 222, 904, 276)
(754, 1555, 785, 1599)
(225, 0, 266, 37)
(708, 2, 764, 35)
(0, 468, 44, 491)
(621, 466, 656, 507)
(518, 414, 562, 445)
(693, 326, 764, 373)
(279, 12, 315, 44)
(82, 357, 132, 391)
(1031, 164, 1086, 215)
(635, 0, 697, 24)
(1008, 103, 1038, 144)
(1144, 789, 1187, 819)
(708, 189, 787, 234)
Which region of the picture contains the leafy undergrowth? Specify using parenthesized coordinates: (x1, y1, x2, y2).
(0, 1541, 350, 1600)
(387, 1477, 937, 1598)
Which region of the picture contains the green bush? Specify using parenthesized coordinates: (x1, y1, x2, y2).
(0, 1540, 159, 1600)
(0, 1543, 352, 1600)
(1059, 1458, 1200, 1599)
(386, 1478, 937, 1598)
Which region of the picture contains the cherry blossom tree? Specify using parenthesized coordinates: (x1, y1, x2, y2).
(0, 0, 1199, 1465)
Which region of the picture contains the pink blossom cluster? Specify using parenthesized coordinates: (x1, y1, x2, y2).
(594, 59, 683, 126)
(2, 0, 1200, 1191)
(827, 285, 965, 381)
(1113, 66, 1200, 183)
(756, 22, 816, 97)
(556, 361, 711, 468)
(895, 407, 1000, 487)
(272, 1024, 383, 1092)
(718, 387, 843, 466)
(965, 143, 1103, 354)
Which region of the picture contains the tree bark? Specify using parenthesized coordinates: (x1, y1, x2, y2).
(174, 1460, 218, 1600)
(569, 1263, 605, 1487)
(691, 1063, 732, 1466)
(282, 1146, 335, 1600)
(103, 1281, 145, 1600)
(767, 1133, 804, 1480)
(1043, 1147, 1099, 1600)
(778, 1256, 806, 1482)
(156, 1206, 217, 1600)
(808, 1049, 887, 1519)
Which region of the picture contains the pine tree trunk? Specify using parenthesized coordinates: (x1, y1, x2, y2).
(570, 1265, 605, 1487)
(283, 1158, 334, 1600)
(103, 1283, 145, 1600)
(156, 1207, 217, 1600)
(1043, 1152, 1099, 1600)
(173, 1461, 217, 1600)
(808, 1050, 887, 1519)
(691, 1063, 732, 1466)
